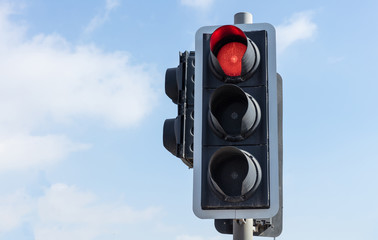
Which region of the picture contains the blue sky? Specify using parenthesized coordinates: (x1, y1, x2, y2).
(0, 0, 377, 239)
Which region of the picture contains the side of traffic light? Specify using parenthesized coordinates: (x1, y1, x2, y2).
(163, 51, 195, 168)
(193, 24, 280, 219)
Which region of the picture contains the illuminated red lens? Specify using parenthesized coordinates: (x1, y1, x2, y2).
(217, 42, 247, 77)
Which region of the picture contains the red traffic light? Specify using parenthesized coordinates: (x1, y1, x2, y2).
(209, 25, 260, 82)
(210, 25, 247, 77)
(217, 42, 246, 76)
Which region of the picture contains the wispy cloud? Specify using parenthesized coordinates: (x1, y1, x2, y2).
(327, 56, 345, 64)
(276, 11, 317, 54)
(0, 3, 157, 171)
(180, 0, 214, 10)
(83, 0, 120, 35)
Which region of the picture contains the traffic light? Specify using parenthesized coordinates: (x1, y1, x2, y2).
(163, 51, 195, 168)
(193, 24, 280, 219)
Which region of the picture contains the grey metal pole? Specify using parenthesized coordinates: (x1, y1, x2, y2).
(233, 219, 254, 240)
(232, 12, 254, 240)
(234, 12, 253, 24)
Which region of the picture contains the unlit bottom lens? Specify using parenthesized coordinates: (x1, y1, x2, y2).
(208, 146, 261, 202)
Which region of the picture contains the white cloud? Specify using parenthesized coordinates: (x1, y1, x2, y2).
(34, 184, 161, 240)
(38, 184, 161, 225)
(0, 135, 89, 172)
(180, 0, 214, 10)
(0, 184, 161, 239)
(0, 190, 32, 232)
(0, 3, 157, 171)
(276, 11, 317, 54)
(84, 0, 120, 34)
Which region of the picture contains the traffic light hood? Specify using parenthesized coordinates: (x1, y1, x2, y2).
(209, 25, 260, 82)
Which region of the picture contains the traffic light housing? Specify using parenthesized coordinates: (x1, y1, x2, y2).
(193, 24, 280, 219)
(163, 51, 195, 168)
